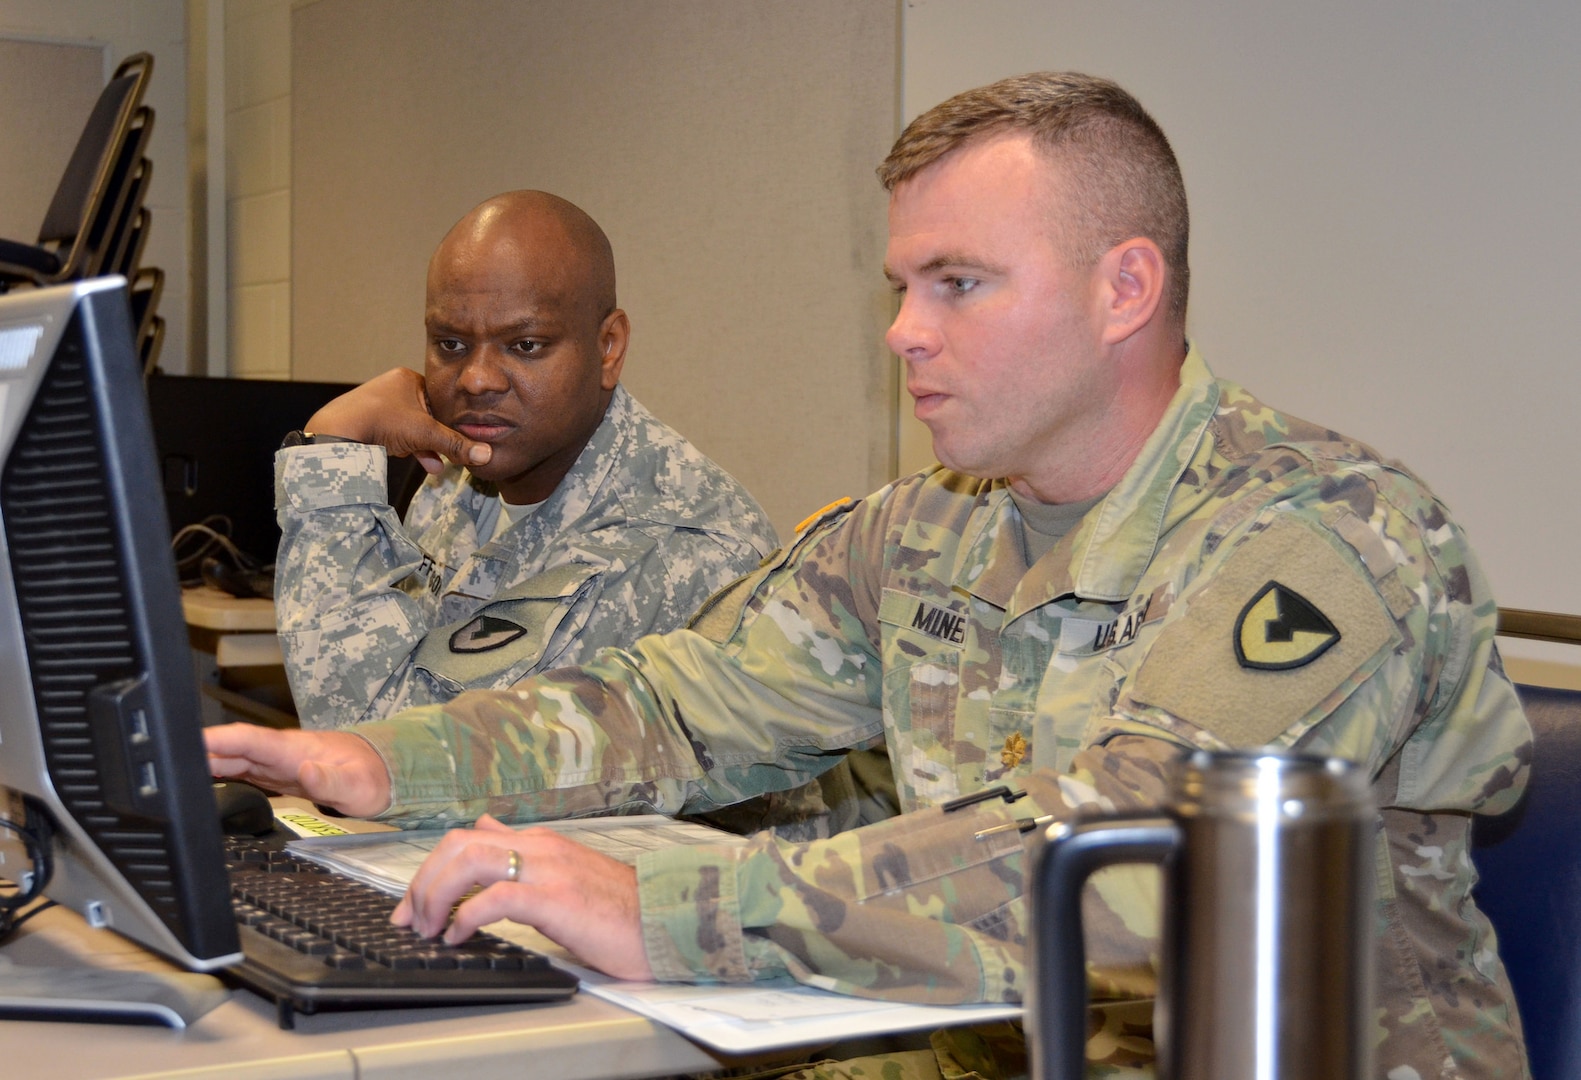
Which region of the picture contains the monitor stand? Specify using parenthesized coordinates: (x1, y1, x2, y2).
(0, 930, 228, 1029)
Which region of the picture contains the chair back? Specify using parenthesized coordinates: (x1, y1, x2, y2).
(116, 207, 153, 282)
(36, 59, 148, 244)
(1471, 608, 1581, 1080)
(139, 315, 166, 377)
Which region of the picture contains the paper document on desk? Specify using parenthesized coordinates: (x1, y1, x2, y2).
(560, 965, 1021, 1054)
(288, 816, 1021, 1054)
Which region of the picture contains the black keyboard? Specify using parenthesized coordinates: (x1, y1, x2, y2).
(223, 837, 579, 1028)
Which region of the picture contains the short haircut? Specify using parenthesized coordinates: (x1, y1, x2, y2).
(879, 72, 1190, 321)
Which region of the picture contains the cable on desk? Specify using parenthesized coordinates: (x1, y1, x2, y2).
(0, 801, 55, 944)
(0, 890, 56, 939)
(171, 516, 263, 585)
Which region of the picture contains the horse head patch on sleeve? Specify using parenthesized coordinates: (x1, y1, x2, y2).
(1234, 581, 1340, 671)
(449, 614, 529, 654)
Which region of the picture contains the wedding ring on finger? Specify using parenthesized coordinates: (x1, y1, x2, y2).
(504, 848, 522, 883)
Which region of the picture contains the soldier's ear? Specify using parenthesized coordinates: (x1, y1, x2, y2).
(1096, 239, 1165, 346)
(597, 309, 629, 389)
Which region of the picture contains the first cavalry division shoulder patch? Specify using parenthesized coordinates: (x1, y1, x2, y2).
(450, 614, 528, 654)
(1234, 581, 1340, 671)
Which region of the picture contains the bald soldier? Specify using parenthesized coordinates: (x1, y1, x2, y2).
(214, 79, 1531, 1078)
(273, 191, 776, 729)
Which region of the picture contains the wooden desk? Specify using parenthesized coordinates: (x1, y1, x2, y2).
(3, 800, 728, 1080)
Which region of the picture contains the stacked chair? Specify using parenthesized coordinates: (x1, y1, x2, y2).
(0, 52, 165, 372)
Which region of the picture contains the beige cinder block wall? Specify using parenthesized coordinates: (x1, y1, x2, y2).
(290, 0, 899, 537)
(223, 0, 292, 379)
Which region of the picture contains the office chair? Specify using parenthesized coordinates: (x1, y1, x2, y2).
(1470, 606, 1581, 1080)
(0, 53, 153, 291)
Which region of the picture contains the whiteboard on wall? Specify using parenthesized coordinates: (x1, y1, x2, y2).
(901, 0, 1581, 672)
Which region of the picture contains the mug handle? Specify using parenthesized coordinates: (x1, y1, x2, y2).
(1028, 814, 1180, 1080)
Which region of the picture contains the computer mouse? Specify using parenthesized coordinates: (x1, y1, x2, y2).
(212, 780, 276, 836)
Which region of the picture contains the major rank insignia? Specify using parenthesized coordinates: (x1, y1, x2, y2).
(450, 614, 528, 654)
(1234, 581, 1340, 671)
(1001, 731, 1027, 769)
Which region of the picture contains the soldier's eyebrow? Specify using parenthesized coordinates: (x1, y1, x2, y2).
(920, 252, 1005, 276)
(883, 252, 1006, 283)
(424, 315, 555, 337)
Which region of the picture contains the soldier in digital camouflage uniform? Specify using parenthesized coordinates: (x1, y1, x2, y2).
(210, 75, 1531, 1079)
(272, 190, 778, 730)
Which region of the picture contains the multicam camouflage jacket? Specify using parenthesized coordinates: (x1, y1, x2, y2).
(356, 348, 1532, 1079)
(273, 385, 778, 729)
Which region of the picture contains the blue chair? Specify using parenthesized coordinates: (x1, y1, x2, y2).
(1470, 607, 1581, 1080)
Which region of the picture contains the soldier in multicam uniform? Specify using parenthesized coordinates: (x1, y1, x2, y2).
(272, 190, 777, 730)
(211, 75, 1532, 1079)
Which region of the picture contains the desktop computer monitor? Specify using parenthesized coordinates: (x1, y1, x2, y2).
(146, 373, 368, 572)
(0, 277, 241, 970)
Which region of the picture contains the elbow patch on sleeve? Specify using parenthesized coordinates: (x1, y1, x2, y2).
(1126, 513, 1400, 748)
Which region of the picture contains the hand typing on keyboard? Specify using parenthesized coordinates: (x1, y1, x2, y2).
(225, 834, 578, 1025)
(391, 814, 654, 981)
(207, 725, 654, 982)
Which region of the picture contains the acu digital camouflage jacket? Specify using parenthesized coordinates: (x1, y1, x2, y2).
(356, 348, 1531, 1080)
(273, 385, 777, 729)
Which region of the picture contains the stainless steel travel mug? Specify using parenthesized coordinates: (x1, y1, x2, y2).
(1028, 749, 1375, 1080)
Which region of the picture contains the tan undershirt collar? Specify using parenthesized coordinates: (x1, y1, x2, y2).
(1007, 487, 1105, 565)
